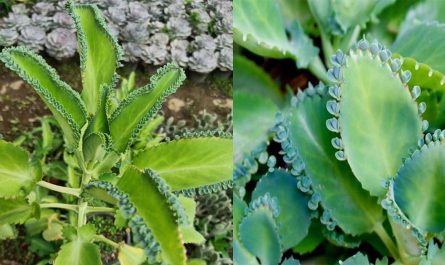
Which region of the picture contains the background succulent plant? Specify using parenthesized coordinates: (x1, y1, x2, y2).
(0, 0, 233, 73)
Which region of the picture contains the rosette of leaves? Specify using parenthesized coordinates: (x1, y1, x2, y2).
(0, 2, 233, 265)
(45, 28, 78, 60)
(17, 25, 46, 52)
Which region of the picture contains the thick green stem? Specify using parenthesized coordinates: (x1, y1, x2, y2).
(339, 25, 360, 51)
(77, 201, 88, 227)
(86, 207, 116, 214)
(374, 222, 400, 260)
(37, 181, 81, 197)
(308, 56, 330, 84)
(40, 203, 78, 212)
(320, 30, 334, 68)
(93, 235, 119, 249)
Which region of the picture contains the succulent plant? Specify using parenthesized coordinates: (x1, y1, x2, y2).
(18, 25, 46, 52)
(0, 0, 233, 73)
(233, 0, 445, 263)
(45, 28, 77, 60)
(0, 28, 18, 47)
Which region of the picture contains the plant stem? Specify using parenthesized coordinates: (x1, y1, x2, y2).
(77, 201, 88, 227)
(93, 235, 119, 249)
(86, 207, 116, 214)
(339, 25, 360, 51)
(308, 56, 330, 84)
(374, 222, 400, 260)
(320, 30, 334, 68)
(37, 181, 81, 197)
(40, 203, 78, 212)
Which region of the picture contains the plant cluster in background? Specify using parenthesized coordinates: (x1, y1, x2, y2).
(234, 0, 445, 264)
(0, 0, 232, 73)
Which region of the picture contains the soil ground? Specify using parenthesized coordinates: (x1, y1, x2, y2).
(0, 55, 232, 141)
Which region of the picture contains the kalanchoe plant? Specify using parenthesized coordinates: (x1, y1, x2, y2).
(0, 2, 233, 265)
(234, 0, 445, 264)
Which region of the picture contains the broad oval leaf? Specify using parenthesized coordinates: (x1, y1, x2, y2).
(0, 141, 40, 198)
(54, 226, 102, 265)
(67, 2, 122, 115)
(117, 166, 187, 265)
(239, 194, 282, 265)
(233, 195, 259, 265)
(234, 0, 318, 67)
(234, 91, 278, 164)
(109, 64, 185, 152)
(0, 198, 36, 224)
(392, 140, 445, 233)
(252, 170, 311, 249)
(0, 47, 87, 148)
(335, 47, 422, 196)
(285, 89, 383, 235)
(393, 21, 445, 74)
(132, 136, 232, 193)
(234, 55, 283, 106)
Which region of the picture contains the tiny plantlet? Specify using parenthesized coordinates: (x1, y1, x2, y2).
(234, 0, 445, 264)
(0, 2, 232, 265)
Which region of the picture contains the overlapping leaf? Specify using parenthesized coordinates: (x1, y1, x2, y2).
(0, 48, 86, 148)
(67, 1, 122, 115)
(117, 166, 186, 265)
(132, 136, 232, 193)
(109, 64, 185, 152)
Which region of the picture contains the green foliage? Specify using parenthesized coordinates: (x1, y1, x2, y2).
(0, 1, 232, 264)
(234, 0, 445, 263)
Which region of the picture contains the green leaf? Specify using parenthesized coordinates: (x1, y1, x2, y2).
(82, 132, 119, 175)
(239, 194, 282, 265)
(0, 198, 36, 225)
(233, 195, 259, 265)
(0, 224, 16, 240)
(393, 21, 445, 74)
(67, 1, 122, 115)
(332, 45, 422, 197)
(292, 222, 324, 255)
(252, 170, 311, 249)
(54, 225, 102, 265)
(281, 258, 300, 265)
(391, 139, 445, 233)
(234, 55, 283, 106)
(117, 166, 186, 265)
(0, 47, 87, 148)
(234, 0, 318, 67)
(118, 244, 146, 265)
(341, 252, 370, 265)
(86, 84, 111, 134)
(234, 91, 278, 163)
(178, 196, 205, 245)
(132, 136, 232, 192)
(284, 87, 383, 234)
(331, 0, 378, 31)
(109, 64, 185, 152)
(276, 0, 318, 35)
(0, 141, 39, 198)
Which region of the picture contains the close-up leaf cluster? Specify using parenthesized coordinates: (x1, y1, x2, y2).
(234, 0, 445, 264)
